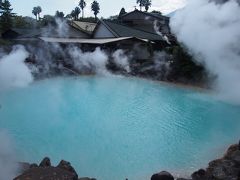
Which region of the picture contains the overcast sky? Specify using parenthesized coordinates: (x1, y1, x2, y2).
(10, 0, 186, 18)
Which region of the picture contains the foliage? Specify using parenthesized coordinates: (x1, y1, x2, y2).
(108, 15, 118, 20)
(136, 0, 152, 12)
(12, 16, 37, 28)
(55, 11, 64, 19)
(32, 6, 42, 20)
(91, 1, 100, 19)
(118, 8, 126, 18)
(36, 6, 42, 19)
(79, 16, 97, 23)
(40, 15, 55, 26)
(151, 10, 162, 15)
(32, 7, 38, 20)
(79, 0, 86, 18)
(166, 45, 207, 84)
(71, 7, 81, 20)
(136, 0, 145, 11)
(0, 0, 14, 32)
(144, 0, 151, 12)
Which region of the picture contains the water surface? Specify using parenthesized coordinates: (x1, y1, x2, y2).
(0, 76, 240, 180)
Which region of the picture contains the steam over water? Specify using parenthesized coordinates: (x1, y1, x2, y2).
(0, 76, 240, 180)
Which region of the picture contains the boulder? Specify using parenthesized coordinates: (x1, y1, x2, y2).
(39, 157, 51, 167)
(18, 162, 30, 173)
(30, 163, 38, 168)
(151, 171, 174, 180)
(57, 160, 78, 180)
(14, 166, 77, 180)
(191, 169, 207, 180)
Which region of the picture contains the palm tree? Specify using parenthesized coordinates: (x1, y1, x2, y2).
(32, 7, 38, 20)
(136, 0, 145, 11)
(91, 0, 100, 20)
(70, 10, 76, 20)
(36, 6, 42, 20)
(55, 11, 65, 19)
(74, 7, 81, 20)
(144, 0, 151, 12)
(79, 0, 86, 18)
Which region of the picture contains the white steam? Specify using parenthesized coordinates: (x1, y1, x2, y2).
(69, 47, 110, 75)
(112, 49, 131, 73)
(170, 0, 240, 103)
(154, 20, 171, 44)
(0, 45, 33, 90)
(0, 130, 19, 180)
(55, 18, 69, 38)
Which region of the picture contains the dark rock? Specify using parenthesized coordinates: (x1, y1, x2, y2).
(18, 162, 31, 173)
(151, 171, 174, 180)
(57, 160, 78, 180)
(39, 157, 51, 167)
(191, 169, 207, 180)
(30, 163, 38, 168)
(14, 166, 77, 180)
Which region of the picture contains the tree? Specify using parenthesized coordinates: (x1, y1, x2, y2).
(74, 7, 81, 20)
(36, 6, 42, 20)
(79, 0, 86, 18)
(144, 0, 151, 12)
(71, 7, 80, 20)
(91, 0, 100, 20)
(55, 11, 65, 19)
(70, 10, 76, 20)
(118, 8, 126, 18)
(136, 0, 145, 11)
(0, 0, 14, 31)
(32, 7, 38, 20)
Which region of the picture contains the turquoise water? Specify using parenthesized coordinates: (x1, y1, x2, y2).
(0, 76, 240, 180)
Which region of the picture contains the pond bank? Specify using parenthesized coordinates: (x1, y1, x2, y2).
(15, 142, 240, 180)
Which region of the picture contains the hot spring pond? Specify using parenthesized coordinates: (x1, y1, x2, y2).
(0, 76, 240, 180)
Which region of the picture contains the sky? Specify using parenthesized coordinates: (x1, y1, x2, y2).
(10, 0, 187, 18)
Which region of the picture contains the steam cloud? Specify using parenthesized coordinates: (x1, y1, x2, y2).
(0, 45, 33, 90)
(112, 49, 131, 73)
(0, 130, 19, 180)
(69, 47, 110, 75)
(170, 0, 240, 103)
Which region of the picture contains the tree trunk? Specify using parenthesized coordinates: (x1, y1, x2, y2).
(82, 9, 84, 18)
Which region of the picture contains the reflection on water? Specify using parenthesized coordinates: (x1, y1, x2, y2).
(0, 76, 240, 180)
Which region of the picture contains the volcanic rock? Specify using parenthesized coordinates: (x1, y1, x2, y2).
(151, 171, 174, 180)
(39, 157, 51, 167)
(57, 160, 78, 179)
(191, 169, 208, 180)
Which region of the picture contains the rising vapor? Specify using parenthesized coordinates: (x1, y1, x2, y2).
(0, 45, 33, 90)
(170, 0, 240, 103)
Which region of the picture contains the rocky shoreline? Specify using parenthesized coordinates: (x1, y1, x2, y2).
(14, 142, 240, 180)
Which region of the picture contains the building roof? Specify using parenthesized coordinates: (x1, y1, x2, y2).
(39, 37, 149, 44)
(95, 20, 164, 41)
(121, 10, 169, 21)
(72, 21, 97, 34)
(6, 24, 90, 39)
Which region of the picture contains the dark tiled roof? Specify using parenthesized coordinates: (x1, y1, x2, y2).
(101, 20, 164, 41)
(121, 10, 169, 21)
(11, 24, 90, 39)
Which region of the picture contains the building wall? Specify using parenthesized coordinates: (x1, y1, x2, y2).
(121, 11, 170, 35)
(93, 23, 116, 38)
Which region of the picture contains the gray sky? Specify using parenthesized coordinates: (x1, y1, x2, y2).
(11, 0, 186, 18)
